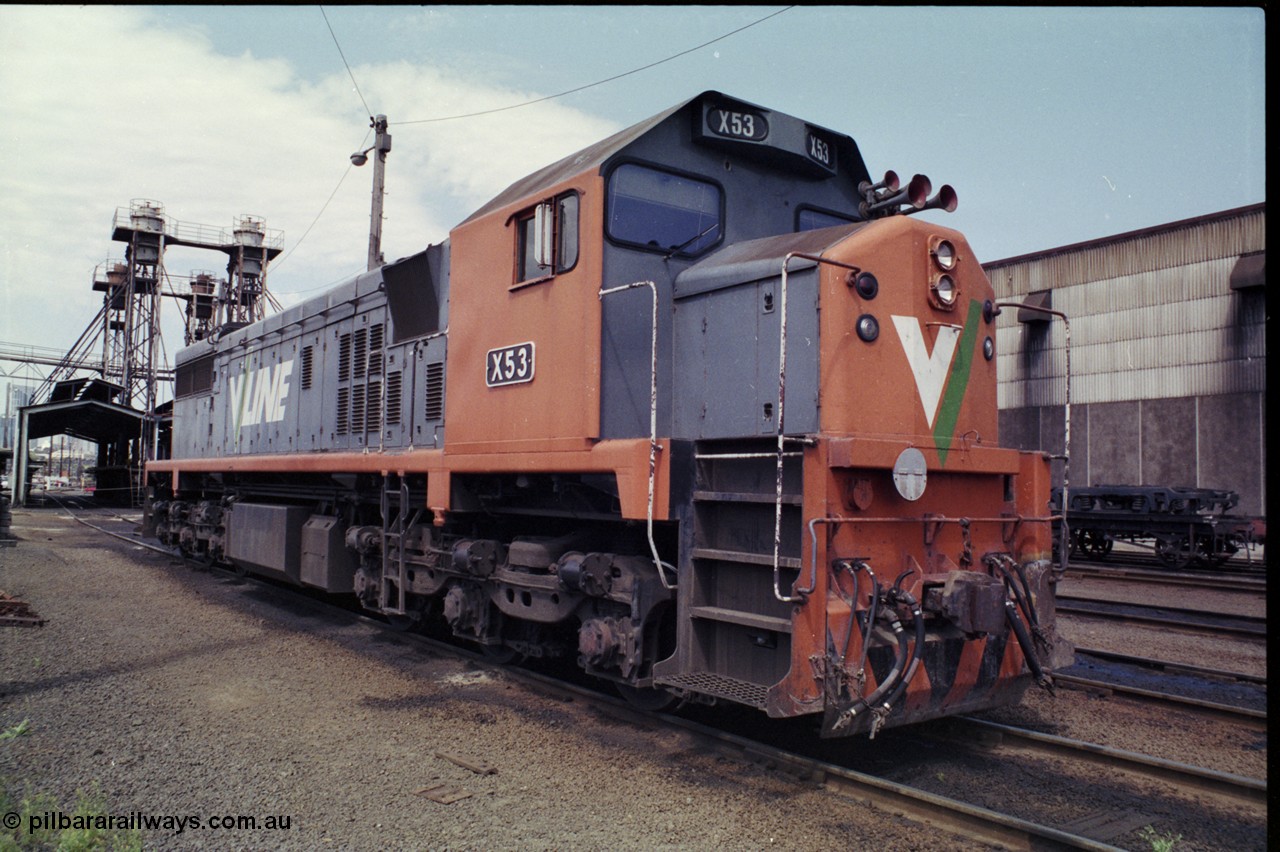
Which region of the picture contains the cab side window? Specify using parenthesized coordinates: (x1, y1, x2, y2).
(606, 163, 722, 257)
(516, 192, 579, 285)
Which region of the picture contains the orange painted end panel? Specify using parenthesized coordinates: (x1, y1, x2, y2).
(818, 217, 1000, 452)
(1014, 449, 1056, 562)
(444, 174, 605, 448)
(828, 435, 1021, 474)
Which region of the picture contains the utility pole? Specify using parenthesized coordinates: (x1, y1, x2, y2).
(352, 115, 392, 272)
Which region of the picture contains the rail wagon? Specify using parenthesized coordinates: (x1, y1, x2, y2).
(147, 91, 1070, 737)
(1056, 484, 1262, 569)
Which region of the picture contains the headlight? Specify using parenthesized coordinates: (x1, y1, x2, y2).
(931, 274, 958, 307)
(932, 239, 957, 271)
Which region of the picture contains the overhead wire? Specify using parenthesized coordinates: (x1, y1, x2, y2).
(394, 6, 795, 126)
(271, 128, 369, 274)
(277, 5, 795, 292)
(320, 5, 374, 120)
(273, 7, 376, 280)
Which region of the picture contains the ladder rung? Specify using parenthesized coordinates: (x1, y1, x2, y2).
(689, 605, 792, 634)
(695, 451, 803, 460)
(692, 547, 801, 570)
(693, 489, 802, 506)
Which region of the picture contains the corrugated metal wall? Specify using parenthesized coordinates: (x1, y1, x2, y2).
(985, 205, 1266, 516)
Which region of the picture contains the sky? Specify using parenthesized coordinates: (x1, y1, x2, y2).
(0, 5, 1266, 391)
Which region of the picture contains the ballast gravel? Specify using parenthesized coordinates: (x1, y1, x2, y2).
(1, 506, 1266, 850)
(1, 508, 986, 851)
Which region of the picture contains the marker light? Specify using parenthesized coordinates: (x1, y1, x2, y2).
(851, 271, 878, 299)
(856, 314, 880, 342)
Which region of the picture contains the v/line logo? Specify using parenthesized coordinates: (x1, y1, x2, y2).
(231, 359, 294, 429)
(890, 299, 983, 465)
(891, 316, 960, 428)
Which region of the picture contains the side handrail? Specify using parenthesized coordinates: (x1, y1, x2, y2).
(598, 280, 677, 590)
(773, 253, 860, 602)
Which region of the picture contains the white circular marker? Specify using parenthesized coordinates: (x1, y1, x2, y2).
(892, 447, 928, 501)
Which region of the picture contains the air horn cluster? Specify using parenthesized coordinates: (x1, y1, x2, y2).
(858, 170, 957, 219)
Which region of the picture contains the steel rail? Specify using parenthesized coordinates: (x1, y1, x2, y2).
(1073, 647, 1267, 685)
(1068, 549, 1266, 573)
(949, 718, 1266, 807)
(1056, 597, 1266, 640)
(1053, 673, 1266, 730)
(1064, 564, 1266, 593)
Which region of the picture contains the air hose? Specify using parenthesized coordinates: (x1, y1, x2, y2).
(1005, 599, 1053, 691)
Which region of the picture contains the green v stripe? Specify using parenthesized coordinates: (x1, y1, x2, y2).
(933, 299, 983, 465)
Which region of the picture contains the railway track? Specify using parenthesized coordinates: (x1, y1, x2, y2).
(1065, 563, 1266, 594)
(1073, 646, 1266, 685)
(1068, 548, 1265, 575)
(1056, 595, 1265, 640)
(939, 717, 1264, 806)
(39, 503, 1269, 850)
(45, 504, 1118, 850)
(1053, 672, 1265, 731)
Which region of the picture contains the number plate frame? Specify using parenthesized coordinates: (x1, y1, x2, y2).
(485, 342, 536, 387)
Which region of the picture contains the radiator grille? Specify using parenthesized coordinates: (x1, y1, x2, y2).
(385, 371, 402, 425)
(337, 333, 351, 382)
(336, 386, 350, 435)
(353, 328, 368, 379)
(300, 345, 313, 391)
(424, 361, 445, 421)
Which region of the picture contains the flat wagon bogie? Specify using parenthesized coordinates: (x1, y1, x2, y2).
(1056, 485, 1259, 568)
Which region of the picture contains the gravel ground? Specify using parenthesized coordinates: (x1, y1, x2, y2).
(1, 507, 1266, 851)
(978, 568, 1268, 781)
(1, 508, 992, 851)
(1057, 574, 1268, 620)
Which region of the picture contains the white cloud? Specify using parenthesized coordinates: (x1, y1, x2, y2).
(0, 6, 617, 383)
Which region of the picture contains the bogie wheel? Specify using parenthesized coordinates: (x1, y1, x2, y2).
(1077, 529, 1113, 559)
(1194, 536, 1235, 569)
(1154, 536, 1193, 570)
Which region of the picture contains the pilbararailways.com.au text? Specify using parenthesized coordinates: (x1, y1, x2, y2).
(13, 810, 292, 834)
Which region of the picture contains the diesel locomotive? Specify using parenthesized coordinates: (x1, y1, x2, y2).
(146, 91, 1070, 737)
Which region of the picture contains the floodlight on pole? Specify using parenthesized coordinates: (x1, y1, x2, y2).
(351, 114, 391, 272)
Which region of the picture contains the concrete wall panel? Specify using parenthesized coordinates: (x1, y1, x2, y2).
(1198, 393, 1264, 516)
(1140, 397, 1197, 487)
(1086, 402, 1140, 486)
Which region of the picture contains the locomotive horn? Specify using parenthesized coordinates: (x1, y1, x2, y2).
(922, 184, 958, 212)
(865, 173, 932, 214)
(858, 170, 900, 197)
(903, 184, 958, 216)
